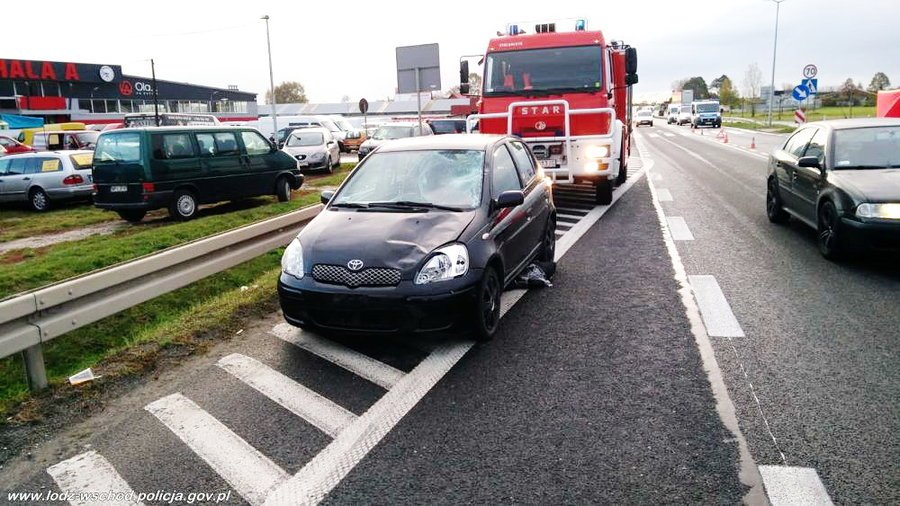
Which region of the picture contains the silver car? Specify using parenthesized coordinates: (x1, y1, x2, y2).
(281, 127, 341, 173)
(357, 122, 434, 160)
(0, 150, 95, 211)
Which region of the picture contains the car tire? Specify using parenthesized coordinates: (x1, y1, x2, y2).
(766, 178, 789, 224)
(324, 156, 334, 175)
(28, 188, 51, 212)
(276, 177, 292, 202)
(817, 200, 844, 260)
(117, 210, 146, 223)
(169, 189, 198, 221)
(539, 217, 557, 262)
(595, 179, 613, 205)
(473, 266, 502, 342)
(650, 121, 654, 127)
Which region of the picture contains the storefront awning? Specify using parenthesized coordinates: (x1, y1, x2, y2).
(0, 114, 44, 128)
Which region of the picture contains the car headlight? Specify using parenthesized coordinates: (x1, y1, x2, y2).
(414, 243, 469, 285)
(856, 203, 900, 220)
(585, 145, 610, 159)
(281, 238, 304, 279)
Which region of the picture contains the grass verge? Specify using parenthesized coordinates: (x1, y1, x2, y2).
(723, 119, 796, 134)
(0, 249, 284, 421)
(0, 204, 118, 243)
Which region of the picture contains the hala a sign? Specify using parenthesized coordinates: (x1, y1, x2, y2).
(0, 58, 121, 83)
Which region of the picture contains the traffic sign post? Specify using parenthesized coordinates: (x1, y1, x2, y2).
(795, 109, 806, 124)
(792, 84, 810, 102)
(359, 98, 369, 136)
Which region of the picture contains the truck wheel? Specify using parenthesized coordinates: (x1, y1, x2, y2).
(169, 189, 198, 221)
(276, 177, 292, 202)
(595, 179, 613, 205)
(117, 210, 146, 223)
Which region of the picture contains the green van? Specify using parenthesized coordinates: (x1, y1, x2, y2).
(92, 127, 303, 222)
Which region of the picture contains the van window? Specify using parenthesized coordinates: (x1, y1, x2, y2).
(241, 131, 271, 156)
(213, 132, 240, 155)
(95, 132, 142, 163)
(196, 133, 217, 156)
(152, 133, 196, 159)
(32, 135, 47, 150)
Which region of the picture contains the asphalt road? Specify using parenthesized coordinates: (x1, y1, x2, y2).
(635, 120, 900, 504)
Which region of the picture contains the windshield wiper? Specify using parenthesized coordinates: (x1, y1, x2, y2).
(330, 202, 369, 208)
(368, 201, 464, 212)
(833, 165, 886, 170)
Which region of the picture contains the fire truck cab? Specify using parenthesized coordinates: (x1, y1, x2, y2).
(462, 21, 638, 204)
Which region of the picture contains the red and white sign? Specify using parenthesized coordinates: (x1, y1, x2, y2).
(794, 109, 806, 124)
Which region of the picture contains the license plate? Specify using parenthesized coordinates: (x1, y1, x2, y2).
(110, 185, 127, 193)
(539, 159, 558, 168)
(298, 162, 309, 168)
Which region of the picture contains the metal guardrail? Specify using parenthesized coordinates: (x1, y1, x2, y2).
(0, 204, 323, 390)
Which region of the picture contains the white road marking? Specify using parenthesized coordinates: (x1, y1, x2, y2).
(653, 135, 763, 195)
(665, 216, 695, 241)
(656, 189, 674, 201)
(271, 323, 405, 390)
(686, 275, 745, 337)
(47, 451, 144, 506)
(651, 172, 662, 181)
(557, 213, 583, 221)
(663, 132, 676, 137)
(759, 466, 834, 506)
(145, 393, 289, 506)
(639, 141, 767, 504)
(217, 353, 357, 438)
(648, 133, 660, 138)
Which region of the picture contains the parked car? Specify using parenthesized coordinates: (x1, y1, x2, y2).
(92, 126, 303, 222)
(677, 105, 692, 125)
(278, 134, 556, 341)
(0, 135, 36, 155)
(31, 131, 99, 151)
(427, 118, 468, 135)
(0, 150, 95, 211)
(766, 118, 900, 259)
(634, 110, 654, 127)
(357, 122, 434, 160)
(281, 127, 341, 173)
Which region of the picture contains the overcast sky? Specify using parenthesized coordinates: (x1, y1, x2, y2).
(6, 0, 899, 104)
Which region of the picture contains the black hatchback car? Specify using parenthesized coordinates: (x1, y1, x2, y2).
(278, 134, 556, 341)
(766, 118, 900, 259)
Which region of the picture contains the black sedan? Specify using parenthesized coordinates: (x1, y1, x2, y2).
(766, 118, 900, 259)
(278, 134, 556, 341)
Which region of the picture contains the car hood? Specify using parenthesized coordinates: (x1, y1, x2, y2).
(829, 169, 900, 202)
(299, 208, 477, 274)
(283, 145, 326, 156)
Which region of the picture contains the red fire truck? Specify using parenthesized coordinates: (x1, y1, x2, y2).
(461, 21, 638, 204)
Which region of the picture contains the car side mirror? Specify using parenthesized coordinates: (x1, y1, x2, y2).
(321, 190, 335, 205)
(494, 190, 524, 209)
(798, 156, 820, 169)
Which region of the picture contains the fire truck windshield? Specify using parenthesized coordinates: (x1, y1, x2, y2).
(484, 46, 603, 96)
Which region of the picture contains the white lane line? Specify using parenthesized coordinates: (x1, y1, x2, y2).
(651, 172, 662, 181)
(666, 216, 695, 241)
(687, 275, 745, 338)
(663, 132, 676, 137)
(656, 188, 674, 201)
(758, 466, 834, 506)
(265, 158, 648, 506)
(145, 393, 289, 506)
(647, 133, 660, 138)
(271, 323, 405, 390)
(557, 213, 582, 221)
(639, 141, 767, 504)
(217, 353, 357, 439)
(47, 451, 144, 506)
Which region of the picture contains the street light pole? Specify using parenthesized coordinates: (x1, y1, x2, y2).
(766, 0, 785, 127)
(262, 15, 278, 140)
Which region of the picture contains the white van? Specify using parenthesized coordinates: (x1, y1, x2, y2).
(667, 104, 680, 124)
(677, 105, 692, 125)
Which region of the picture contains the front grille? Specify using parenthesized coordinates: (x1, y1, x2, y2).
(312, 264, 401, 288)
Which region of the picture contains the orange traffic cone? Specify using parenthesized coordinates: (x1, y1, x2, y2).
(723, 131, 729, 144)
(750, 137, 756, 149)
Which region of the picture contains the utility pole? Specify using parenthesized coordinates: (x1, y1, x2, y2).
(151, 58, 160, 126)
(766, 0, 785, 127)
(262, 15, 278, 141)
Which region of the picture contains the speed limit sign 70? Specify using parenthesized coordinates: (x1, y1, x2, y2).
(803, 64, 818, 79)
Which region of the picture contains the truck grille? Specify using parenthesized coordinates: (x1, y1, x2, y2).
(312, 264, 401, 288)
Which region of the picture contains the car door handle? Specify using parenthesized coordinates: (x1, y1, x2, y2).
(22, 177, 30, 181)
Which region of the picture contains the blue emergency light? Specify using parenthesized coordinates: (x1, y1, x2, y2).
(508, 24, 520, 35)
(575, 19, 586, 31)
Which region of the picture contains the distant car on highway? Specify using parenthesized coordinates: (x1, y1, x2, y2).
(766, 118, 900, 259)
(357, 121, 434, 160)
(634, 110, 654, 127)
(0, 150, 94, 211)
(281, 127, 340, 173)
(677, 105, 692, 125)
(667, 104, 679, 124)
(0, 135, 36, 156)
(279, 134, 556, 341)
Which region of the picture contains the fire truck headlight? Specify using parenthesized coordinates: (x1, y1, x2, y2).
(586, 145, 610, 159)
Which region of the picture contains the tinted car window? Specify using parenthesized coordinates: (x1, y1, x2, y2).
(833, 126, 900, 168)
(804, 128, 829, 164)
(492, 145, 522, 196)
(24, 158, 42, 174)
(241, 131, 271, 155)
(508, 141, 536, 183)
(214, 132, 240, 156)
(784, 128, 816, 158)
(196, 133, 217, 156)
(152, 133, 195, 160)
(6, 158, 27, 174)
(0, 158, 11, 174)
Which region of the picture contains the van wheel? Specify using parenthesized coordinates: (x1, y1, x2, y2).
(169, 189, 197, 221)
(117, 210, 146, 223)
(29, 188, 51, 212)
(276, 177, 292, 202)
(595, 179, 613, 205)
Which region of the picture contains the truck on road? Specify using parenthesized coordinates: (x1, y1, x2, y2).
(462, 20, 638, 204)
(691, 100, 721, 128)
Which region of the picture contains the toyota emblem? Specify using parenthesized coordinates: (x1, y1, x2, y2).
(347, 259, 364, 271)
(534, 121, 547, 131)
